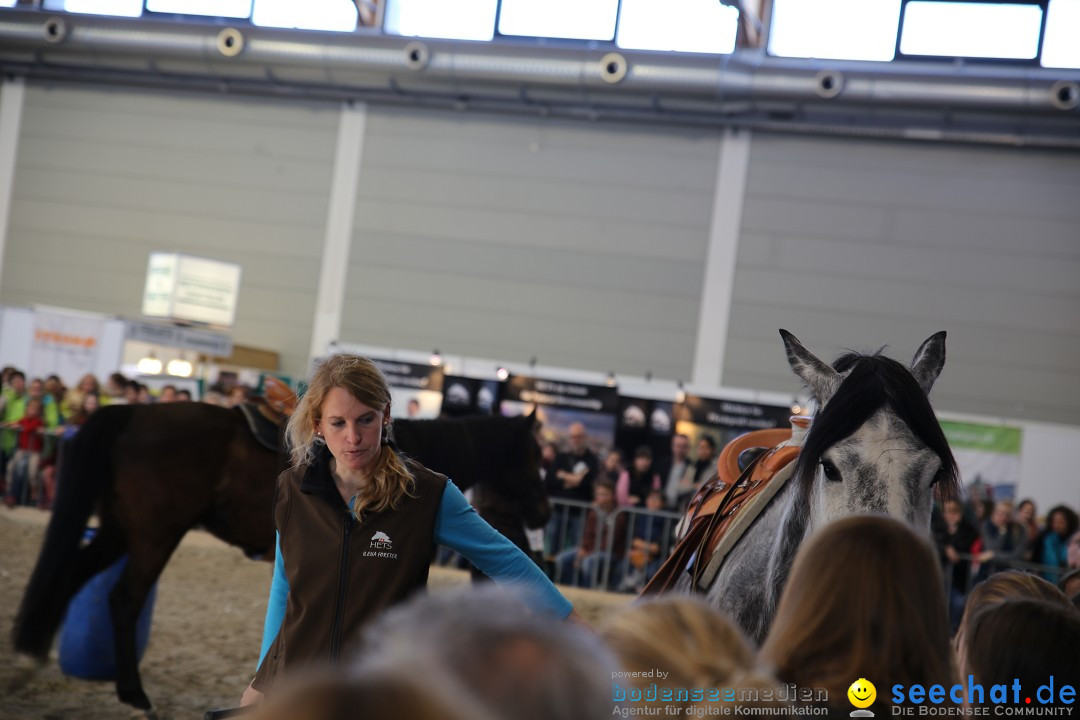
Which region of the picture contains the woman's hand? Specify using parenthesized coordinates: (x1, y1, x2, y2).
(240, 681, 263, 707)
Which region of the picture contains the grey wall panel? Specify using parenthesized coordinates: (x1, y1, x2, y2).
(725, 134, 1080, 425)
(1, 84, 337, 377)
(340, 108, 719, 382)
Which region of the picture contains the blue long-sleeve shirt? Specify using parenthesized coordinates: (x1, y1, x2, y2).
(257, 480, 571, 667)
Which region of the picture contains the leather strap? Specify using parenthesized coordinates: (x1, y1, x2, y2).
(689, 452, 765, 591)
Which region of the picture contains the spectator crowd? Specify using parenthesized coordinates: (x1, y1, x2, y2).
(0, 365, 250, 509)
(247, 513, 1080, 720)
(535, 424, 1080, 601)
(3, 364, 1078, 719)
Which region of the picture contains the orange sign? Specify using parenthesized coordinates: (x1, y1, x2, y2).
(34, 329, 97, 349)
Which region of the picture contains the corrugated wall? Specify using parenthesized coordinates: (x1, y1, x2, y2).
(4, 83, 1079, 429)
(725, 134, 1080, 425)
(0, 84, 337, 376)
(339, 107, 718, 382)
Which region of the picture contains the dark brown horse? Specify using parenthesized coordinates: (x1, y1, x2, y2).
(12, 402, 543, 715)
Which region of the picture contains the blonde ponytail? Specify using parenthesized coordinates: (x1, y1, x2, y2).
(352, 440, 415, 517)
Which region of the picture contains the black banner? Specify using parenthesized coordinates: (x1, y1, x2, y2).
(615, 395, 676, 465)
(617, 396, 675, 435)
(440, 375, 498, 417)
(502, 376, 619, 414)
(675, 395, 790, 431)
(371, 358, 444, 393)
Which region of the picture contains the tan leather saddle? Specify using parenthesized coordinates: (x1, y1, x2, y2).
(262, 375, 297, 417)
(641, 418, 807, 595)
(236, 376, 298, 452)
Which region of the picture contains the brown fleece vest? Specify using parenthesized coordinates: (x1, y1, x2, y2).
(252, 451, 447, 691)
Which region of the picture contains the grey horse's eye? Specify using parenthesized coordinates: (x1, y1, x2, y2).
(820, 459, 841, 482)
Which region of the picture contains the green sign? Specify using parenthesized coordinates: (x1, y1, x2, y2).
(940, 421, 1021, 455)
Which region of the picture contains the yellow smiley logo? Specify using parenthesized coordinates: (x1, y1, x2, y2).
(848, 678, 876, 709)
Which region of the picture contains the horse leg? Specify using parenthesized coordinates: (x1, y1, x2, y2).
(5, 528, 124, 700)
(109, 536, 181, 715)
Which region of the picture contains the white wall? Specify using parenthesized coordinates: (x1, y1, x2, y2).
(0, 80, 1078, 506)
(339, 107, 719, 383)
(0, 84, 338, 378)
(1018, 422, 1080, 512)
(726, 134, 1080, 427)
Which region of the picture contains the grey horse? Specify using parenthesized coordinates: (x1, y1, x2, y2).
(673, 330, 961, 644)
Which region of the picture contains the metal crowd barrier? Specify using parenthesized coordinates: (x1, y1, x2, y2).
(943, 552, 1071, 594)
(435, 495, 1076, 601)
(546, 498, 683, 592)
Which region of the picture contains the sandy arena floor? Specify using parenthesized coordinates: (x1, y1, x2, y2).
(0, 507, 630, 720)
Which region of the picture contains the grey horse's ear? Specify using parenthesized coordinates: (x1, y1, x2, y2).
(910, 331, 947, 395)
(780, 329, 841, 404)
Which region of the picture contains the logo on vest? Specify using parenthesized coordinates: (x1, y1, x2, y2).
(364, 531, 397, 559)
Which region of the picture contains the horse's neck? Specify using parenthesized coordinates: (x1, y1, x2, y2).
(762, 476, 813, 616)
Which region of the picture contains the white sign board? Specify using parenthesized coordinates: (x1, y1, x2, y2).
(125, 319, 233, 357)
(142, 253, 242, 328)
(31, 307, 106, 382)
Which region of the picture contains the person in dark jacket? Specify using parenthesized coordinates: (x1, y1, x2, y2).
(976, 500, 1027, 580)
(555, 479, 627, 589)
(688, 435, 717, 490)
(936, 498, 980, 629)
(242, 354, 577, 705)
(543, 422, 599, 555)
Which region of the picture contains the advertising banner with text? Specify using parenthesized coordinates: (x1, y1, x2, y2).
(501, 376, 619, 454)
(941, 420, 1023, 502)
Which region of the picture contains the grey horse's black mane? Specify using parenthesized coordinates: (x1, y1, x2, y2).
(791, 350, 961, 499)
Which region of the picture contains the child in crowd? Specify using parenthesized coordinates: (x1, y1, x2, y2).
(555, 478, 627, 588)
(4, 398, 45, 507)
(35, 391, 103, 510)
(618, 489, 673, 593)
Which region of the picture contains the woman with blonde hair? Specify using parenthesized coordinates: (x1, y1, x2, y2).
(61, 372, 99, 420)
(760, 515, 955, 714)
(241, 354, 577, 705)
(602, 597, 781, 716)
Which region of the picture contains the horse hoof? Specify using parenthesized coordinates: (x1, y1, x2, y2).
(6, 654, 43, 694)
(13, 652, 44, 669)
(118, 689, 155, 717)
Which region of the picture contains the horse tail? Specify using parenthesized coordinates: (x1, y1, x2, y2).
(12, 403, 135, 659)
